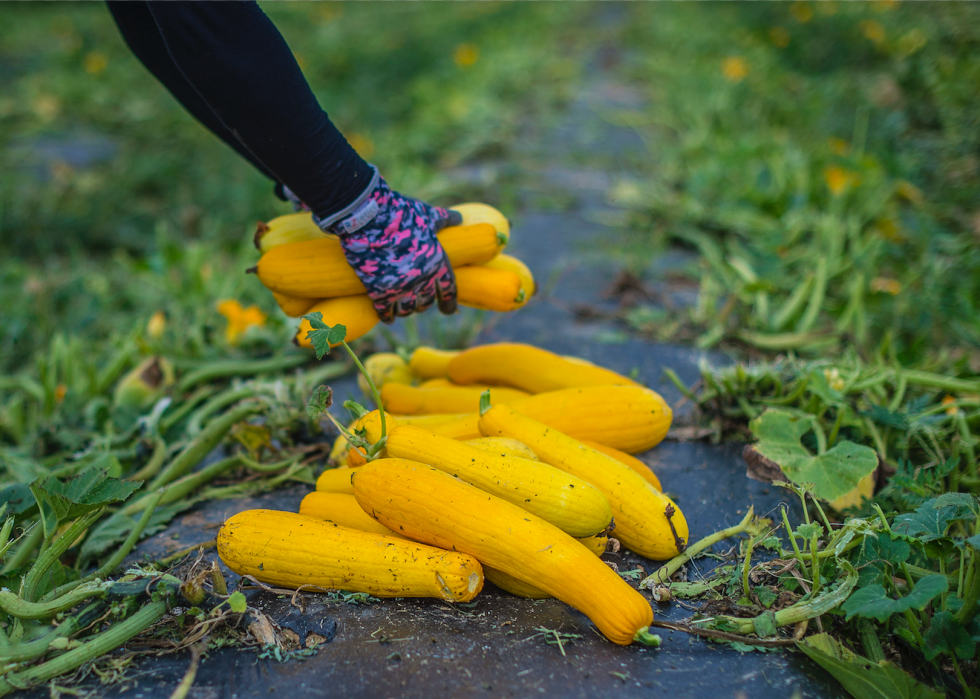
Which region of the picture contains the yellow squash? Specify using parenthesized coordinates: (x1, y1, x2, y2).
(218, 509, 483, 601)
(478, 404, 687, 560)
(295, 295, 378, 348)
(380, 383, 530, 415)
(483, 254, 535, 298)
(384, 425, 612, 537)
(451, 202, 510, 240)
(408, 347, 461, 379)
(299, 492, 397, 537)
(299, 491, 606, 600)
(272, 291, 320, 318)
(424, 385, 673, 454)
(455, 266, 526, 312)
(580, 439, 662, 491)
(255, 223, 503, 298)
(352, 460, 654, 645)
(315, 466, 356, 494)
(253, 213, 323, 253)
(448, 343, 640, 393)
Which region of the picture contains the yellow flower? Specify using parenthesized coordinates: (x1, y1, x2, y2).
(84, 52, 108, 75)
(790, 3, 814, 24)
(870, 277, 902, 295)
(941, 395, 958, 416)
(721, 57, 749, 83)
(860, 20, 886, 44)
(147, 311, 167, 340)
(453, 43, 479, 68)
(824, 165, 859, 196)
(217, 300, 267, 345)
(55, 384, 68, 405)
(895, 180, 923, 205)
(823, 368, 845, 392)
(769, 27, 791, 48)
(827, 137, 850, 156)
(347, 132, 375, 159)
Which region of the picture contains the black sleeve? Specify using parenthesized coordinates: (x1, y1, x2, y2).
(112, 1, 375, 219)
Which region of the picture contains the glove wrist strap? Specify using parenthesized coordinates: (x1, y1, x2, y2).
(314, 165, 381, 235)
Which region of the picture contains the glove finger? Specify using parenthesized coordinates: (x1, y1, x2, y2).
(372, 298, 397, 325)
(413, 281, 438, 315)
(434, 262, 458, 315)
(433, 207, 463, 232)
(393, 293, 419, 318)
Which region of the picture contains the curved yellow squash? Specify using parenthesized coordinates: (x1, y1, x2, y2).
(352, 460, 654, 645)
(424, 385, 673, 454)
(299, 491, 606, 600)
(408, 347, 461, 379)
(295, 295, 379, 348)
(272, 292, 320, 318)
(384, 425, 612, 537)
(448, 343, 640, 393)
(218, 509, 483, 601)
(380, 383, 529, 415)
(483, 254, 535, 298)
(478, 404, 687, 560)
(253, 212, 323, 253)
(580, 439, 662, 491)
(454, 266, 526, 312)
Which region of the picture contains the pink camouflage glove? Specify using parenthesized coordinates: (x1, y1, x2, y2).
(311, 167, 461, 323)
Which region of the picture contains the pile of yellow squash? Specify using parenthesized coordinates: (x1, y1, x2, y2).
(219, 343, 686, 647)
(247, 204, 535, 348)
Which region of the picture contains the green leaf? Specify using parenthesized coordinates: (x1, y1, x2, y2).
(305, 385, 333, 421)
(228, 591, 247, 613)
(797, 633, 944, 699)
(922, 611, 976, 661)
(893, 496, 976, 544)
(301, 312, 346, 360)
(842, 575, 948, 622)
(964, 533, 980, 550)
(29, 470, 141, 539)
(795, 522, 824, 540)
(755, 586, 778, 608)
(0, 483, 39, 518)
(749, 409, 878, 501)
(853, 533, 910, 588)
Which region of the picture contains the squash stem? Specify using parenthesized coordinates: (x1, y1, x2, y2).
(633, 628, 662, 647)
(340, 341, 386, 440)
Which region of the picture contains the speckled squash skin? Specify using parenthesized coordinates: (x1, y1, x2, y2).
(408, 347, 461, 379)
(298, 492, 607, 601)
(580, 439, 662, 491)
(384, 425, 612, 537)
(217, 509, 483, 601)
(478, 405, 688, 560)
(352, 459, 654, 645)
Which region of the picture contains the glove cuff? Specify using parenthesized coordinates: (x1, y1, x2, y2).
(314, 165, 381, 235)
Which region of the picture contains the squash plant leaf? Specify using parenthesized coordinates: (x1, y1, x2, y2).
(30, 469, 141, 539)
(842, 575, 948, 622)
(892, 494, 977, 544)
(922, 611, 976, 661)
(797, 633, 944, 699)
(305, 385, 333, 421)
(749, 409, 878, 501)
(853, 533, 911, 588)
(301, 312, 347, 360)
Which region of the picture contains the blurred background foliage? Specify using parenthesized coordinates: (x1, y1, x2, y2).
(1, 1, 979, 376)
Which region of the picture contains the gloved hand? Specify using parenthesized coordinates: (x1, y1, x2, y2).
(314, 167, 461, 323)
